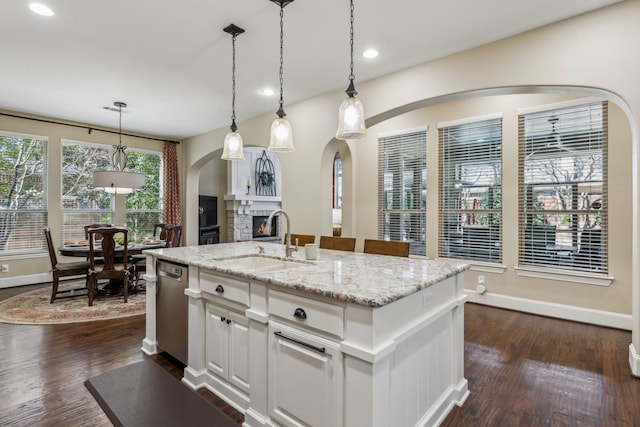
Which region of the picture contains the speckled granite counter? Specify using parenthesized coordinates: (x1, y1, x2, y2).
(144, 241, 469, 307)
(142, 241, 470, 427)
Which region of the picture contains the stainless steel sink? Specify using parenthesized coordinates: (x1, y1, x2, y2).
(217, 255, 309, 271)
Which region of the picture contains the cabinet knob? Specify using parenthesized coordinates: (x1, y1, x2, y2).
(220, 316, 226, 322)
(293, 308, 307, 319)
(227, 319, 232, 324)
(215, 284, 224, 293)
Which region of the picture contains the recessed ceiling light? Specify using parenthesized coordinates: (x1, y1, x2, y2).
(260, 88, 276, 96)
(362, 49, 379, 59)
(29, 3, 54, 16)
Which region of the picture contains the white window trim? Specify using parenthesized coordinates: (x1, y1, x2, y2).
(437, 112, 503, 129)
(515, 266, 613, 286)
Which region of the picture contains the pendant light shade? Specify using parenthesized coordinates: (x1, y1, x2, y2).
(92, 102, 146, 194)
(269, 113, 294, 152)
(221, 24, 246, 161)
(221, 130, 245, 160)
(336, 0, 367, 140)
(268, 0, 295, 153)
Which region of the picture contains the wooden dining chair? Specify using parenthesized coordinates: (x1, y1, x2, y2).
(132, 224, 182, 293)
(84, 223, 112, 242)
(44, 226, 90, 304)
(284, 233, 316, 246)
(363, 239, 410, 257)
(83, 223, 112, 264)
(319, 235, 356, 252)
(87, 227, 131, 306)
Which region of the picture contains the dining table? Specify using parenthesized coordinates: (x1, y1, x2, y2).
(58, 240, 166, 258)
(58, 240, 166, 295)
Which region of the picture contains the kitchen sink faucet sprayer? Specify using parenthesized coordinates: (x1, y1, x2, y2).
(265, 209, 297, 258)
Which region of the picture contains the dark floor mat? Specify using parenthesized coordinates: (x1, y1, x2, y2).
(85, 359, 238, 427)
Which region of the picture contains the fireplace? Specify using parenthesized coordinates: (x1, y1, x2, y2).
(253, 216, 277, 239)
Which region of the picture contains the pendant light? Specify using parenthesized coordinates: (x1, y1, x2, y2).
(267, 0, 295, 152)
(93, 102, 145, 194)
(336, 0, 367, 140)
(221, 24, 246, 161)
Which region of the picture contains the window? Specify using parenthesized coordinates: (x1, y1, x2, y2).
(518, 101, 607, 273)
(61, 140, 114, 243)
(125, 149, 163, 239)
(61, 141, 163, 243)
(439, 115, 503, 262)
(0, 131, 48, 255)
(332, 152, 343, 233)
(378, 128, 427, 256)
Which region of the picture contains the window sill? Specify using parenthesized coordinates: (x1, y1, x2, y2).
(515, 266, 613, 286)
(436, 257, 507, 274)
(1, 250, 47, 261)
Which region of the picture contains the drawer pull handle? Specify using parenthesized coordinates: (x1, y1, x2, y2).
(215, 284, 224, 293)
(274, 331, 325, 354)
(293, 308, 307, 319)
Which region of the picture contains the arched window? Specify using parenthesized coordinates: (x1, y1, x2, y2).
(332, 152, 342, 235)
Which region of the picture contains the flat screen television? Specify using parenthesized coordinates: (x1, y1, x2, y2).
(198, 195, 218, 228)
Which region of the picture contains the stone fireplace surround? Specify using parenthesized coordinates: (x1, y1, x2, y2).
(224, 195, 282, 243)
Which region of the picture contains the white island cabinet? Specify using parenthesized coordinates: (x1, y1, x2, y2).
(142, 241, 469, 427)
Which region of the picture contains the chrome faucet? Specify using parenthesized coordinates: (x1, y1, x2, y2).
(265, 209, 297, 258)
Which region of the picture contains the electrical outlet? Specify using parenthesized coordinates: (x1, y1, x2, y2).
(1, 264, 8, 273)
(478, 275, 485, 285)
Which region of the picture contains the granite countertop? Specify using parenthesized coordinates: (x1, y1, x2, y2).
(145, 241, 469, 307)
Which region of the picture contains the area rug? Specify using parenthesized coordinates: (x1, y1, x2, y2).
(85, 359, 238, 427)
(0, 281, 145, 325)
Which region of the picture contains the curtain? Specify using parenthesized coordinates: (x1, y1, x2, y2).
(162, 142, 182, 225)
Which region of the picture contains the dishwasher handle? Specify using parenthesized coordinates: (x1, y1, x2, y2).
(157, 262, 185, 281)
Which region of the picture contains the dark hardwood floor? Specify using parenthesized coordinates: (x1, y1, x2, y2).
(1, 284, 639, 426)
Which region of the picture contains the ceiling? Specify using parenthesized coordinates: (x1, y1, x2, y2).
(0, 0, 621, 140)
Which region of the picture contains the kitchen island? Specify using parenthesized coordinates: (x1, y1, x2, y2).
(142, 241, 469, 427)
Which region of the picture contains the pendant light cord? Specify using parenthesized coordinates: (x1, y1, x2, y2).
(231, 33, 238, 131)
(277, 4, 286, 118)
(349, 0, 355, 83)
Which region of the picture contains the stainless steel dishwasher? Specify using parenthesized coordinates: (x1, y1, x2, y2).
(156, 260, 188, 365)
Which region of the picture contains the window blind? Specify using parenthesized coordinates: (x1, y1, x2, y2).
(0, 132, 48, 254)
(518, 101, 607, 273)
(378, 129, 427, 256)
(438, 116, 502, 262)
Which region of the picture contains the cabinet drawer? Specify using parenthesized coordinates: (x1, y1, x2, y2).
(268, 289, 343, 338)
(201, 270, 250, 307)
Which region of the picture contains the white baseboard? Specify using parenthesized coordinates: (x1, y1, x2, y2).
(630, 344, 640, 378)
(465, 289, 632, 331)
(0, 273, 52, 289)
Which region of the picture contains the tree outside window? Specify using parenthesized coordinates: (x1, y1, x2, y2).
(0, 132, 47, 254)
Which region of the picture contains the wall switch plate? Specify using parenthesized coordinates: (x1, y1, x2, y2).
(1, 264, 8, 273)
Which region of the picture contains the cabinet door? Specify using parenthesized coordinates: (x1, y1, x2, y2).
(205, 303, 228, 379)
(268, 322, 343, 427)
(227, 310, 250, 394)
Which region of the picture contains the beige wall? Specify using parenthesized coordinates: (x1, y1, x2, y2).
(184, 0, 639, 326)
(0, 111, 180, 286)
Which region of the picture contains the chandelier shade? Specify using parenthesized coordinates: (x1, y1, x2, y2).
(93, 170, 145, 195)
(92, 101, 145, 194)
